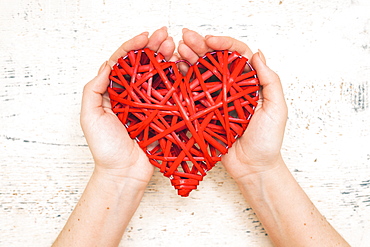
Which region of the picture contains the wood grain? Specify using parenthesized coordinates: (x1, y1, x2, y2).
(1, 0, 369, 246)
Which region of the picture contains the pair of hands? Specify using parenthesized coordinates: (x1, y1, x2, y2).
(80, 27, 288, 190)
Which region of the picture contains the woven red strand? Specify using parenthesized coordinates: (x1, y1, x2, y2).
(108, 48, 259, 197)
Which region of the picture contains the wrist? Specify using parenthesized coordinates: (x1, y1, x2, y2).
(92, 165, 150, 194)
(234, 158, 294, 208)
(233, 154, 286, 188)
(93, 146, 154, 191)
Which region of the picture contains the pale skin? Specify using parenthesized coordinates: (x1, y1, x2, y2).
(52, 27, 350, 247)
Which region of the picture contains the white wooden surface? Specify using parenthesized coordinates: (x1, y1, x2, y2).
(1, 0, 370, 246)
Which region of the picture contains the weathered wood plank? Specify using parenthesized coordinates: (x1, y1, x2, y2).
(1, 0, 369, 246)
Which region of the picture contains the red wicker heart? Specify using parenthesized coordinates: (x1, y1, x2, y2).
(108, 48, 259, 197)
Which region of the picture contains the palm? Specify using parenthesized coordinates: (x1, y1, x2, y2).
(222, 101, 282, 179)
(85, 92, 141, 167)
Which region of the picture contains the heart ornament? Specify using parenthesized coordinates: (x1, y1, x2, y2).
(108, 48, 259, 197)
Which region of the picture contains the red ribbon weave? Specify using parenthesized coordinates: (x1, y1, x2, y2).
(108, 48, 259, 197)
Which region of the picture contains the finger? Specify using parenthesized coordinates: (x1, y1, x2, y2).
(257, 49, 267, 64)
(169, 52, 180, 62)
(251, 51, 287, 110)
(157, 36, 175, 61)
(178, 40, 199, 65)
(182, 28, 212, 57)
(81, 62, 111, 118)
(108, 32, 149, 67)
(205, 36, 254, 59)
(177, 40, 198, 74)
(146, 26, 169, 52)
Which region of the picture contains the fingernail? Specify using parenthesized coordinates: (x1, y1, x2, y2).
(161, 26, 168, 30)
(182, 28, 189, 34)
(205, 35, 213, 39)
(178, 40, 184, 45)
(140, 31, 149, 36)
(98, 61, 108, 75)
(258, 49, 266, 64)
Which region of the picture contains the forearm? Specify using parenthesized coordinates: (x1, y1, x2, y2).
(53, 169, 146, 247)
(236, 156, 349, 247)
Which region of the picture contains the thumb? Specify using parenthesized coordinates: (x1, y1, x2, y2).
(92, 61, 111, 94)
(81, 61, 111, 117)
(250, 51, 286, 109)
(98, 60, 108, 75)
